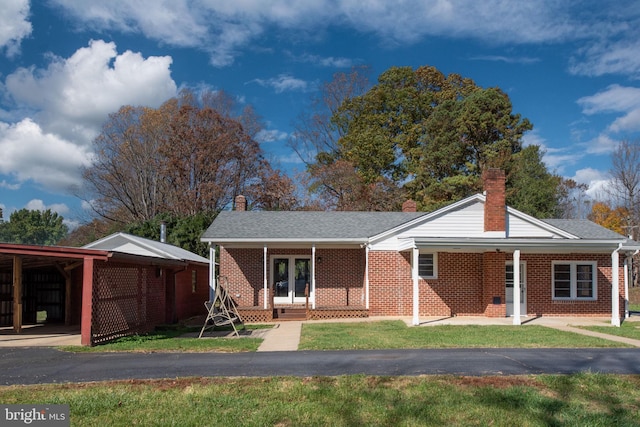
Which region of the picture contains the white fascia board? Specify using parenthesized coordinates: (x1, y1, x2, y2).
(202, 238, 368, 245)
(408, 237, 626, 251)
(369, 194, 484, 244)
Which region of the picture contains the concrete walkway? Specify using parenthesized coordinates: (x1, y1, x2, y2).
(257, 321, 302, 352)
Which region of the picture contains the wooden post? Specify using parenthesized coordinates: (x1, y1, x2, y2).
(12, 256, 22, 334)
(81, 258, 94, 346)
(305, 283, 309, 317)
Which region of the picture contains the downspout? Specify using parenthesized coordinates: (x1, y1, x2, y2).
(412, 246, 420, 326)
(611, 243, 622, 327)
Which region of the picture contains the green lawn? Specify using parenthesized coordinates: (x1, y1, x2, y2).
(298, 320, 631, 350)
(580, 320, 640, 341)
(59, 325, 264, 353)
(1, 374, 639, 426)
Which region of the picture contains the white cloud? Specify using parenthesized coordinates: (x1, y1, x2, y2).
(1, 40, 177, 192)
(0, 119, 92, 192)
(250, 74, 310, 93)
(570, 38, 640, 78)
(6, 39, 176, 142)
(49, 1, 607, 68)
(469, 55, 540, 65)
(25, 199, 70, 216)
(578, 85, 640, 115)
(572, 167, 611, 199)
(584, 134, 619, 155)
(0, 180, 20, 190)
(0, 0, 32, 57)
(579, 85, 640, 134)
(256, 129, 288, 143)
(46, 1, 640, 83)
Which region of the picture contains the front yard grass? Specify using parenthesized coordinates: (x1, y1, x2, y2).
(59, 325, 265, 353)
(1, 374, 639, 426)
(579, 320, 640, 341)
(298, 320, 630, 350)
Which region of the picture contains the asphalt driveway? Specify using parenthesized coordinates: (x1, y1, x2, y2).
(1, 347, 640, 386)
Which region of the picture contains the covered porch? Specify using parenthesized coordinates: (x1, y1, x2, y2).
(210, 242, 370, 322)
(400, 237, 640, 327)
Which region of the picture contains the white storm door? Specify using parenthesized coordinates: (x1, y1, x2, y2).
(506, 262, 526, 316)
(272, 256, 311, 304)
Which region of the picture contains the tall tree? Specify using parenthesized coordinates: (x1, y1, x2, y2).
(608, 139, 640, 237)
(305, 65, 535, 211)
(588, 201, 628, 235)
(82, 103, 174, 222)
(82, 89, 290, 225)
(0, 209, 68, 245)
(507, 145, 566, 218)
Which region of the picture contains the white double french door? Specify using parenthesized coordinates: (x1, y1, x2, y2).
(506, 262, 527, 316)
(272, 256, 311, 304)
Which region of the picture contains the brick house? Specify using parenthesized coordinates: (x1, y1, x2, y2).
(201, 169, 640, 326)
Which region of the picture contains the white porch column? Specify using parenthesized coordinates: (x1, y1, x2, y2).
(612, 245, 621, 327)
(365, 245, 370, 309)
(263, 245, 268, 309)
(209, 244, 216, 302)
(312, 244, 316, 309)
(412, 247, 420, 326)
(512, 249, 521, 325)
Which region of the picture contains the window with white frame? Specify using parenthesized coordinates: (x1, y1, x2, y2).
(418, 253, 437, 279)
(552, 261, 597, 300)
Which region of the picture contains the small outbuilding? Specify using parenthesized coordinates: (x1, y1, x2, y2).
(0, 233, 209, 345)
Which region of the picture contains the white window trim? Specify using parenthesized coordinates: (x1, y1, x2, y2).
(552, 261, 598, 301)
(418, 252, 438, 279)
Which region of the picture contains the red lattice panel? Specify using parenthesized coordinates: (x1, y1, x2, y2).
(309, 307, 368, 320)
(237, 307, 273, 323)
(91, 262, 166, 344)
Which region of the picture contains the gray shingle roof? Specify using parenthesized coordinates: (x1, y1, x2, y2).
(201, 211, 426, 241)
(541, 219, 626, 240)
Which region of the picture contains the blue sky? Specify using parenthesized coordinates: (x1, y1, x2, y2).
(1, 1, 639, 228)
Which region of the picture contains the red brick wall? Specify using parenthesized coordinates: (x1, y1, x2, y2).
(220, 247, 366, 307)
(522, 253, 621, 317)
(315, 249, 365, 307)
(221, 246, 624, 319)
(483, 251, 506, 317)
(174, 265, 210, 320)
(369, 251, 484, 316)
(369, 250, 623, 318)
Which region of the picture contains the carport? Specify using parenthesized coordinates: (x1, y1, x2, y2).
(0, 237, 209, 346)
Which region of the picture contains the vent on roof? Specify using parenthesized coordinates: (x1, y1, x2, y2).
(160, 221, 167, 243)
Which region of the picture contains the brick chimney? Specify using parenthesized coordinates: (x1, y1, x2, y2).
(234, 195, 246, 211)
(483, 168, 506, 236)
(402, 199, 417, 213)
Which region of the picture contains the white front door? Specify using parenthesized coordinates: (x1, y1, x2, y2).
(506, 262, 526, 316)
(272, 256, 311, 304)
